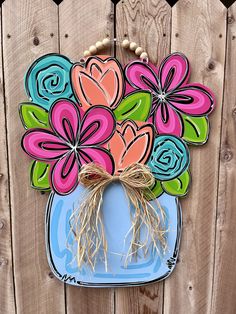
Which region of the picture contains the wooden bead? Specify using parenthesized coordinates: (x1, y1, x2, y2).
(95, 41, 104, 50)
(135, 47, 143, 56)
(121, 39, 130, 48)
(130, 42, 138, 51)
(89, 45, 97, 54)
(84, 50, 91, 57)
(140, 52, 148, 59)
(102, 38, 110, 47)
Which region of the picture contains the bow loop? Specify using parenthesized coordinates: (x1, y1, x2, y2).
(79, 163, 113, 188)
(79, 162, 155, 192)
(119, 163, 155, 191)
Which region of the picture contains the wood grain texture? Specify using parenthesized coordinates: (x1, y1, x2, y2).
(0, 7, 16, 314)
(164, 1, 227, 313)
(2, 0, 65, 313)
(59, 0, 114, 60)
(59, 1, 115, 314)
(115, 1, 171, 313)
(116, 0, 171, 65)
(211, 3, 236, 314)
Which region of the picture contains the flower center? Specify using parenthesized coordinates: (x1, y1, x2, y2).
(157, 92, 166, 100)
(68, 143, 78, 151)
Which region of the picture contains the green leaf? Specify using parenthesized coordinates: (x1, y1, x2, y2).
(182, 114, 209, 145)
(114, 91, 152, 121)
(30, 160, 51, 191)
(162, 170, 190, 197)
(19, 103, 49, 129)
(145, 180, 163, 201)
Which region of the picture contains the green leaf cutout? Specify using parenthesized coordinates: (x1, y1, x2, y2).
(182, 114, 209, 145)
(114, 91, 152, 121)
(30, 160, 51, 191)
(19, 103, 49, 129)
(162, 170, 190, 197)
(145, 180, 163, 201)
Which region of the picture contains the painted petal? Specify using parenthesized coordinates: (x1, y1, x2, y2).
(125, 61, 160, 92)
(108, 131, 126, 171)
(121, 123, 136, 143)
(22, 129, 69, 161)
(50, 99, 80, 144)
(80, 106, 115, 146)
(158, 53, 190, 92)
(109, 121, 154, 174)
(78, 71, 110, 107)
(119, 133, 153, 170)
(154, 105, 183, 137)
(78, 147, 114, 174)
(167, 84, 214, 115)
(99, 69, 121, 105)
(51, 152, 79, 195)
(71, 56, 124, 110)
(86, 56, 124, 109)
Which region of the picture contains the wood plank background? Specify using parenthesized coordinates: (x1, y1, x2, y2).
(0, 0, 235, 313)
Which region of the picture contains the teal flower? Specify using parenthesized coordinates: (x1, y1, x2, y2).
(25, 53, 74, 110)
(148, 135, 190, 181)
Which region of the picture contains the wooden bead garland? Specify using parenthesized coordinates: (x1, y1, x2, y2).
(83, 38, 148, 61)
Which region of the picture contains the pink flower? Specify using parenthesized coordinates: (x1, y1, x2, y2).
(22, 99, 115, 195)
(125, 53, 215, 136)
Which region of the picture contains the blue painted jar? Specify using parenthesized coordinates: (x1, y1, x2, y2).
(46, 182, 181, 287)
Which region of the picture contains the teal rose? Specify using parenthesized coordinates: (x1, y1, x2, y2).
(148, 135, 190, 181)
(25, 54, 75, 110)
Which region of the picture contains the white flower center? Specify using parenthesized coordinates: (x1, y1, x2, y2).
(158, 92, 166, 100)
(68, 143, 78, 151)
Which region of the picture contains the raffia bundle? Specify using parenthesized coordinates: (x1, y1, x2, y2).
(69, 163, 168, 271)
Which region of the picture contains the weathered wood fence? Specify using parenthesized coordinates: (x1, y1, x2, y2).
(0, 0, 235, 313)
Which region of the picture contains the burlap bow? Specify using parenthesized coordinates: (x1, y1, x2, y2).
(69, 163, 167, 271)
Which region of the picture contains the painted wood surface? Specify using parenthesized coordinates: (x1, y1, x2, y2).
(212, 3, 236, 314)
(0, 0, 235, 313)
(164, 0, 227, 313)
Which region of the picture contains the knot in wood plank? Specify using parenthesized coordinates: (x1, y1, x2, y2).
(221, 148, 233, 162)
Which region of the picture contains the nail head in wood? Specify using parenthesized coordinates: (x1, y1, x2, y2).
(109, 13, 114, 22)
(228, 16, 235, 24)
(207, 61, 215, 71)
(33, 37, 40, 46)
